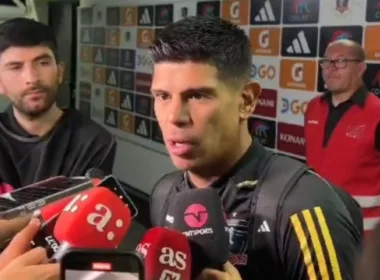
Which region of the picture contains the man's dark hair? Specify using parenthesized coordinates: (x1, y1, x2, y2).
(150, 16, 251, 88)
(0, 17, 58, 61)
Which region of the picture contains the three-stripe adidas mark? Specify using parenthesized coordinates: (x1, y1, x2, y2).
(140, 9, 151, 24)
(286, 31, 311, 54)
(254, 0, 276, 22)
(257, 220, 271, 232)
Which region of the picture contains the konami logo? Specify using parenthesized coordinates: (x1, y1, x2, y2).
(277, 122, 305, 157)
(254, 89, 277, 118)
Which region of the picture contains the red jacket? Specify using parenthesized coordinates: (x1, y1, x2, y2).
(305, 93, 380, 234)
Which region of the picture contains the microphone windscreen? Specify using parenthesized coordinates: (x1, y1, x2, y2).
(165, 188, 230, 270)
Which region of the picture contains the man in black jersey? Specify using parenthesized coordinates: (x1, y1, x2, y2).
(149, 16, 363, 279)
(0, 18, 116, 192)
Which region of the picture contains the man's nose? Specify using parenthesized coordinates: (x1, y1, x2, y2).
(22, 65, 40, 85)
(168, 99, 191, 126)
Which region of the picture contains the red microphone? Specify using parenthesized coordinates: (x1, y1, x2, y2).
(136, 227, 191, 280)
(51, 186, 132, 261)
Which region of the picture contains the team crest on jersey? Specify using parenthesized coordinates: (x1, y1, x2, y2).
(226, 217, 249, 265)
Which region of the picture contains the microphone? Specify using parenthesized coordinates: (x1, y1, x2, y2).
(165, 188, 230, 277)
(31, 195, 78, 255)
(136, 227, 191, 280)
(51, 186, 132, 261)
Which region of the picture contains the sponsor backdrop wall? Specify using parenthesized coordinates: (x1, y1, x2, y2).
(77, 0, 380, 194)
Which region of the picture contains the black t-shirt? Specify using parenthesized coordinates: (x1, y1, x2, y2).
(154, 139, 363, 279)
(0, 107, 116, 190)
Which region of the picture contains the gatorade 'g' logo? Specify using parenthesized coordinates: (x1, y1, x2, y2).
(184, 204, 208, 228)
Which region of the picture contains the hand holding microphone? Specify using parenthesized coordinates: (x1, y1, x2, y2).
(136, 227, 192, 280)
(0, 219, 59, 280)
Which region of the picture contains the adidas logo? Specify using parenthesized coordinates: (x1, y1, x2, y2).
(121, 95, 132, 110)
(254, 0, 275, 22)
(106, 111, 116, 126)
(286, 31, 311, 54)
(257, 220, 270, 232)
(137, 120, 148, 136)
(140, 9, 151, 24)
(107, 71, 117, 86)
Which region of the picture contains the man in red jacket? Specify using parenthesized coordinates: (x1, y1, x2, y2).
(305, 39, 380, 235)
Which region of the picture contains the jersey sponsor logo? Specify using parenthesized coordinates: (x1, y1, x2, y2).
(227, 218, 249, 266)
(290, 207, 342, 279)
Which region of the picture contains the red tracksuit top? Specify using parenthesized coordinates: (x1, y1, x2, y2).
(305, 93, 380, 234)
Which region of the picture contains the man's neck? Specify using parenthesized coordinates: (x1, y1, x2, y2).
(188, 131, 252, 188)
(13, 105, 63, 137)
(331, 83, 363, 106)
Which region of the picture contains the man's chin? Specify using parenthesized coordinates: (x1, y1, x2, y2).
(171, 156, 198, 171)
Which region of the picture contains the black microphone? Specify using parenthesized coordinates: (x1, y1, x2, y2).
(165, 188, 230, 278)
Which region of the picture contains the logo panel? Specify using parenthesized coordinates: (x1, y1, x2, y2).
(137, 29, 154, 48)
(80, 46, 93, 63)
(318, 26, 363, 57)
(93, 47, 105, 65)
(106, 7, 120, 26)
(282, 0, 319, 24)
(319, 0, 364, 25)
(120, 49, 136, 69)
(197, 1, 221, 17)
(248, 117, 276, 148)
(80, 7, 93, 25)
(281, 27, 318, 57)
(134, 116, 151, 138)
(119, 28, 137, 49)
(280, 60, 317, 91)
(136, 48, 153, 74)
(119, 111, 135, 133)
(251, 56, 280, 89)
(105, 88, 120, 108)
(174, 2, 197, 21)
(278, 90, 318, 126)
(104, 107, 119, 128)
(135, 94, 152, 117)
(80, 65, 92, 82)
(221, 0, 249, 25)
(105, 48, 119, 67)
(120, 91, 135, 112)
(250, 28, 281, 56)
(93, 27, 105, 45)
(79, 82, 92, 101)
(250, 0, 281, 25)
(364, 26, 380, 60)
(184, 204, 209, 228)
(135, 72, 152, 94)
(364, 63, 380, 97)
(277, 122, 305, 157)
(366, 0, 380, 22)
(92, 66, 106, 84)
(121, 7, 137, 26)
(106, 28, 120, 47)
(120, 70, 135, 91)
(253, 89, 277, 118)
(155, 4, 174, 26)
(138, 6, 154, 26)
(80, 27, 93, 44)
(105, 68, 119, 88)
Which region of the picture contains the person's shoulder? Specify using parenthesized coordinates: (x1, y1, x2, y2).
(65, 108, 114, 142)
(283, 167, 350, 213)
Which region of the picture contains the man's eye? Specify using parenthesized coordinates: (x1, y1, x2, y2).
(190, 93, 206, 99)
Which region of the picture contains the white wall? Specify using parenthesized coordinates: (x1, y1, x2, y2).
(79, 0, 185, 195)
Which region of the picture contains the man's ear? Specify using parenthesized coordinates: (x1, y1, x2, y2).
(57, 62, 65, 84)
(240, 81, 262, 120)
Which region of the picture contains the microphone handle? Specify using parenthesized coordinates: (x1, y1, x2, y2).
(31, 213, 61, 258)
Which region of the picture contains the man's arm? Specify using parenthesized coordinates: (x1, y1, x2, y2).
(278, 172, 362, 280)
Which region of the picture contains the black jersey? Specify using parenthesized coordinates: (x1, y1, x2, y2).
(150, 139, 363, 279)
(0, 107, 116, 191)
